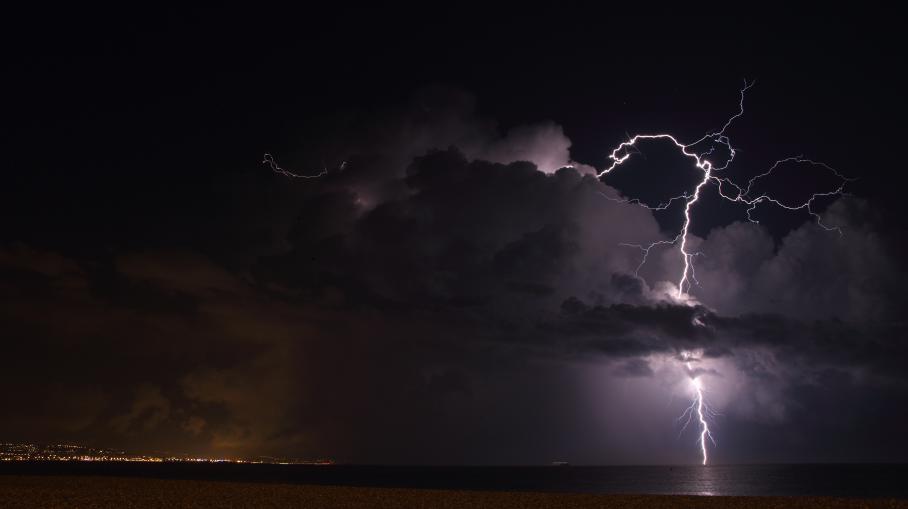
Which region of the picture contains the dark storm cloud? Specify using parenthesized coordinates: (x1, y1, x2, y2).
(3, 88, 907, 464)
(613, 358, 654, 378)
(251, 135, 906, 463)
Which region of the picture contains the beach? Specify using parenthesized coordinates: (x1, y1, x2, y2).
(1, 475, 906, 508)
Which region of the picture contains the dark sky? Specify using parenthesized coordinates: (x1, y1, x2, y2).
(3, 7, 907, 464)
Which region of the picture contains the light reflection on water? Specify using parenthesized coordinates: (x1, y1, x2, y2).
(3, 462, 906, 498)
(690, 465, 717, 496)
(596, 464, 907, 498)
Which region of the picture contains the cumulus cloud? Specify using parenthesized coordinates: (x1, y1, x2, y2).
(1, 90, 905, 463)
(278, 88, 593, 200)
(474, 121, 595, 174)
(692, 199, 900, 321)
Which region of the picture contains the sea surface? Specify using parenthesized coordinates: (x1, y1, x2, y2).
(2, 462, 906, 499)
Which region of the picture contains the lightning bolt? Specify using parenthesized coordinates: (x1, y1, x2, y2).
(596, 80, 853, 300)
(262, 153, 346, 179)
(599, 82, 850, 465)
(677, 356, 717, 465)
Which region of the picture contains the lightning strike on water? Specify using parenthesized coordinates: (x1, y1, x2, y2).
(677, 355, 718, 465)
(598, 83, 850, 464)
(693, 379, 710, 465)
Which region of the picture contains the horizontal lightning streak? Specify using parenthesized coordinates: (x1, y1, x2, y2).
(262, 153, 346, 179)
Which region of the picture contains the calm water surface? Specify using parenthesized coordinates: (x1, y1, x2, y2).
(3, 463, 906, 498)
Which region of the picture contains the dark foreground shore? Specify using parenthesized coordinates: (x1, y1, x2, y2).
(2, 476, 906, 509)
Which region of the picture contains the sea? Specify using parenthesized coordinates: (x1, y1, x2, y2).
(2, 462, 906, 499)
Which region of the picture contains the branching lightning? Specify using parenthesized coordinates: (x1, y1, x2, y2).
(676, 355, 718, 465)
(597, 80, 853, 300)
(599, 82, 850, 465)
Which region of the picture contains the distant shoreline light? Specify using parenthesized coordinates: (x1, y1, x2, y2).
(0, 443, 333, 465)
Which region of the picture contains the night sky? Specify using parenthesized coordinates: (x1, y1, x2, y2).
(3, 7, 907, 465)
